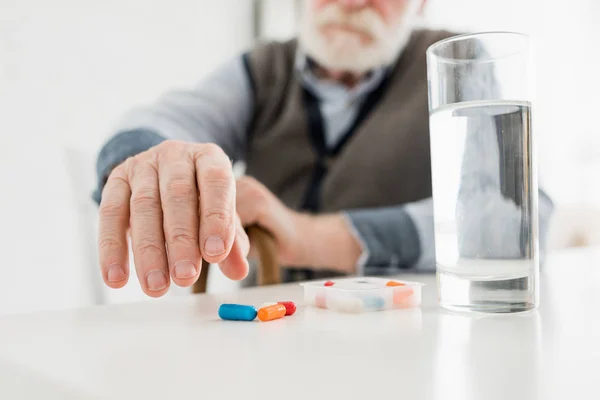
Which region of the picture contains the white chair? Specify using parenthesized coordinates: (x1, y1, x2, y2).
(0, 141, 95, 315)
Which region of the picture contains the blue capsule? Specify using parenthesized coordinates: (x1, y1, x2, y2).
(218, 304, 258, 321)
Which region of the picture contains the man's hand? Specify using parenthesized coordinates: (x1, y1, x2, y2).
(98, 140, 250, 297)
(236, 177, 361, 274)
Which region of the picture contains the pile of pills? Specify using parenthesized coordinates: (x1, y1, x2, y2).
(219, 301, 296, 322)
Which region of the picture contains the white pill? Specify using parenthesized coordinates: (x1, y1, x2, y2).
(332, 297, 364, 313)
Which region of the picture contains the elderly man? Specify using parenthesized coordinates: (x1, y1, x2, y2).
(95, 0, 553, 297)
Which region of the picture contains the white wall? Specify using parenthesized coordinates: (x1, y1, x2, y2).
(0, 0, 254, 315)
(259, 0, 299, 40)
(1, 0, 254, 152)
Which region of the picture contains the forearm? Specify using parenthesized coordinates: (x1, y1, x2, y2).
(285, 206, 423, 276)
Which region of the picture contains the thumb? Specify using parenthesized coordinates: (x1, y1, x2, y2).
(217, 215, 250, 281)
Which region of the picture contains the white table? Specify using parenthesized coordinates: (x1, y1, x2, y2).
(1, 248, 599, 400)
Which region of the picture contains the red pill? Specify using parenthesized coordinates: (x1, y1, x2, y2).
(277, 301, 297, 316)
(324, 281, 335, 287)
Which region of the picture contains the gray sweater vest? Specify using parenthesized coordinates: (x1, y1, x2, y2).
(244, 29, 455, 213)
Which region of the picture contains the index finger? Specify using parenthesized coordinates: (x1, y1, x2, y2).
(195, 144, 236, 264)
(98, 166, 131, 288)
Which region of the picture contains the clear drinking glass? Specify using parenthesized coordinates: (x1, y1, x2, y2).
(426, 32, 538, 313)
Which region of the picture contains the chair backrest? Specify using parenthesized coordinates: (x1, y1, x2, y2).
(0, 143, 97, 315)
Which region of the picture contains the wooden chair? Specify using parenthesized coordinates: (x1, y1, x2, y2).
(192, 226, 280, 294)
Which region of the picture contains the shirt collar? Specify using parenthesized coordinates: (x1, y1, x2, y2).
(294, 50, 389, 99)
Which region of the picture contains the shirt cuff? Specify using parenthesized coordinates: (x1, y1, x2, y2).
(343, 207, 421, 276)
(93, 129, 166, 205)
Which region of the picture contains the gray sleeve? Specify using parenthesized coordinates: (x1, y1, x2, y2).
(114, 55, 253, 160)
(344, 192, 554, 274)
(93, 55, 253, 204)
(405, 193, 553, 271)
(343, 207, 421, 276)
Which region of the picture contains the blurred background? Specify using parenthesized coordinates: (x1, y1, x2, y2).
(1, 0, 599, 315)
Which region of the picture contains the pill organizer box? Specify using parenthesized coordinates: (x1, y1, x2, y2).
(301, 277, 423, 313)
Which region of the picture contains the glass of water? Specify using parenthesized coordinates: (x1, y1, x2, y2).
(426, 32, 538, 313)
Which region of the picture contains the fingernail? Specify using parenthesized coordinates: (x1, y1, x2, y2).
(204, 236, 225, 256)
(174, 260, 197, 279)
(107, 264, 126, 283)
(146, 270, 168, 291)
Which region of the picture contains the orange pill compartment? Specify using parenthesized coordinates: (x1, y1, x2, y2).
(387, 281, 418, 308)
(301, 278, 424, 313)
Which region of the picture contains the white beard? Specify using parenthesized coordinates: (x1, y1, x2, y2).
(298, 1, 421, 74)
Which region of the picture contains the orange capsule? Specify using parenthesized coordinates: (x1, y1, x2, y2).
(257, 303, 286, 322)
(324, 281, 335, 287)
(386, 280, 406, 287)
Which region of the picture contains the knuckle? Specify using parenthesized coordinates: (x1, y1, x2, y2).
(131, 189, 161, 213)
(166, 227, 198, 246)
(249, 184, 265, 199)
(157, 140, 178, 152)
(109, 163, 129, 181)
(129, 152, 157, 173)
(202, 165, 233, 187)
(127, 155, 144, 176)
(199, 143, 224, 158)
(99, 235, 123, 252)
(203, 207, 233, 227)
(136, 241, 165, 257)
(245, 184, 267, 204)
(156, 140, 188, 163)
(164, 179, 196, 203)
(99, 201, 124, 220)
(130, 152, 146, 166)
